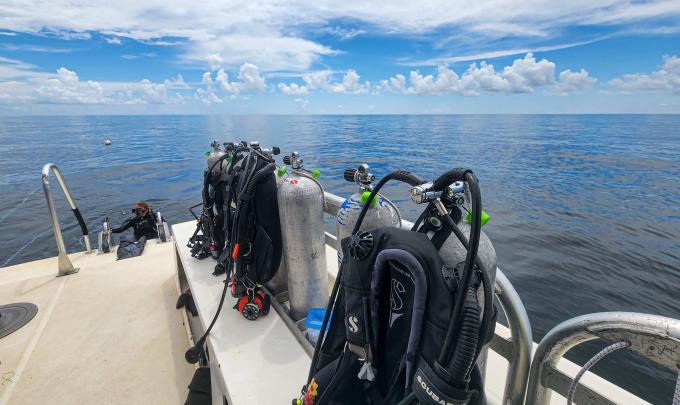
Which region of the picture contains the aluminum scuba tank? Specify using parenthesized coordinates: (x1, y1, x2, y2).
(335, 163, 401, 265)
(277, 152, 328, 320)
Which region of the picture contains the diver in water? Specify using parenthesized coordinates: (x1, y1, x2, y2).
(110, 200, 159, 240)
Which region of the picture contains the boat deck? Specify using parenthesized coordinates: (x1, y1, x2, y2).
(0, 239, 194, 405)
(0, 220, 652, 404)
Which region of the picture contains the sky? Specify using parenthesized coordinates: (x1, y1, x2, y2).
(0, 0, 679, 114)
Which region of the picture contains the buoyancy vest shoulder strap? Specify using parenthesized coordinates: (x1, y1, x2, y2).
(370, 248, 428, 388)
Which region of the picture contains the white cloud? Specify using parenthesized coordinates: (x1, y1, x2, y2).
(105, 36, 122, 45)
(382, 53, 593, 96)
(0, 61, 186, 105)
(294, 98, 309, 111)
(196, 71, 222, 104)
(196, 63, 266, 103)
(553, 69, 596, 95)
(609, 55, 680, 94)
(0, 57, 49, 80)
(324, 26, 365, 40)
(189, 33, 336, 72)
(406, 38, 607, 66)
(278, 82, 308, 95)
(286, 69, 370, 94)
(1, 1, 677, 72)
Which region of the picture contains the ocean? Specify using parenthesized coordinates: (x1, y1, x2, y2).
(1, 114, 678, 402)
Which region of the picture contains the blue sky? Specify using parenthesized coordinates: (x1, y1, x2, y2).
(0, 1, 679, 114)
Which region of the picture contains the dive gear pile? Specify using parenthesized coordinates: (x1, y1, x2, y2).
(185, 140, 283, 363)
(185, 141, 496, 404)
(302, 168, 495, 405)
(204, 141, 281, 316)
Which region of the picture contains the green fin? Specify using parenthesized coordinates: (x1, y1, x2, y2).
(465, 209, 490, 227)
(360, 191, 377, 207)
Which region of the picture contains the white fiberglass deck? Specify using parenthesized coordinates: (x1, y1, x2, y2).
(0, 239, 194, 405)
(173, 220, 320, 404)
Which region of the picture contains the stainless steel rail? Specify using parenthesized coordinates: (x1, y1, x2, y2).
(526, 312, 680, 404)
(322, 191, 533, 405)
(493, 269, 533, 405)
(42, 163, 92, 276)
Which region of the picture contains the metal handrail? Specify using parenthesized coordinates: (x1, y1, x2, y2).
(493, 269, 533, 405)
(322, 191, 533, 404)
(42, 163, 92, 276)
(526, 312, 680, 404)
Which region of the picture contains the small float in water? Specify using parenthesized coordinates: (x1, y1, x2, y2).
(104, 139, 112, 145)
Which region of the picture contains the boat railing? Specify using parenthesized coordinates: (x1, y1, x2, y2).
(42, 163, 91, 276)
(526, 312, 680, 404)
(322, 191, 533, 405)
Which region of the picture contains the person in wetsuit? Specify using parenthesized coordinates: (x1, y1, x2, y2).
(110, 200, 158, 240)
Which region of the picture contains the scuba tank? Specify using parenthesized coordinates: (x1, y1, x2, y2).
(410, 181, 498, 373)
(276, 152, 328, 320)
(155, 211, 170, 243)
(335, 163, 401, 265)
(98, 217, 112, 254)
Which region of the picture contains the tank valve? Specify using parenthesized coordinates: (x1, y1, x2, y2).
(261, 146, 280, 159)
(249, 141, 260, 150)
(344, 163, 375, 189)
(283, 151, 304, 170)
(410, 181, 463, 205)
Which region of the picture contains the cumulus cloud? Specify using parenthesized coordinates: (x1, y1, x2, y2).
(0, 61, 187, 105)
(280, 69, 370, 95)
(553, 69, 597, 95)
(278, 82, 308, 95)
(381, 53, 593, 96)
(196, 62, 267, 104)
(609, 55, 680, 94)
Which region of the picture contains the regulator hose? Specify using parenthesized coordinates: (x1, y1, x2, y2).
(185, 256, 232, 364)
(446, 286, 480, 382)
(432, 169, 483, 386)
(438, 212, 494, 366)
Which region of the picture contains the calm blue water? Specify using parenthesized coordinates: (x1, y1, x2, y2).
(1, 115, 679, 402)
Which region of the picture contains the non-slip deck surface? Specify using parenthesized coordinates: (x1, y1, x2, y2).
(0, 240, 194, 405)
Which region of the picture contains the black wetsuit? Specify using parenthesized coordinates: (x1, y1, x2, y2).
(111, 213, 158, 240)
